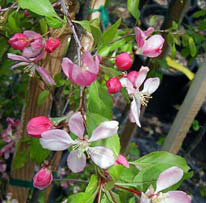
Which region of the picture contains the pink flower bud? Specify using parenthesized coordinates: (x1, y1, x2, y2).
(106, 78, 122, 94)
(115, 53, 133, 71)
(126, 71, 139, 86)
(24, 10, 30, 17)
(33, 167, 53, 190)
(8, 33, 30, 51)
(27, 116, 52, 138)
(114, 154, 129, 168)
(45, 37, 60, 53)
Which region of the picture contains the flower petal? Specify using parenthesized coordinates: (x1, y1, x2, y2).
(120, 78, 135, 95)
(165, 191, 192, 203)
(11, 62, 30, 69)
(115, 154, 129, 168)
(88, 146, 115, 169)
(7, 53, 30, 62)
(135, 27, 145, 49)
(140, 193, 151, 203)
(22, 47, 42, 59)
(67, 150, 86, 173)
(144, 27, 155, 37)
(40, 129, 75, 151)
(68, 112, 85, 139)
(155, 167, 184, 193)
(36, 66, 56, 86)
(82, 51, 99, 74)
(135, 66, 149, 89)
(89, 121, 119, 142)
(141, 78, 160, 95)
(130, 96, 141, 127)
(61, 57, 74, 79)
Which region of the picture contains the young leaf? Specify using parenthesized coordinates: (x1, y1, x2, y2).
(88, 81, 113, 119)
(127, 0, 140, 21)
(90, 25, 103, 46)
(188, 36, 197, 57)
(73, 20, 91, 32)
(37, 90, 49, 105)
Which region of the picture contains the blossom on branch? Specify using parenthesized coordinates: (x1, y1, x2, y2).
(121, 66, 160, 127)
(62, 51, 100, 87)
(40, 112, 118, 173)
(140, 166, 192, 203)
(135, 27, 164, 58)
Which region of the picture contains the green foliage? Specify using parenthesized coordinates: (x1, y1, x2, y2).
(188, 36, 197, 57)
(192, 120, 200, 131)
(37, 90, 49, 105)
(127, 0, 140, 21)
(88, 81, 113, 119)
(67, 175, 98, 203)
(29, 138, 50, 164)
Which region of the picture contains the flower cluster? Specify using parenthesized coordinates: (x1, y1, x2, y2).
(8, 31, 60, 86)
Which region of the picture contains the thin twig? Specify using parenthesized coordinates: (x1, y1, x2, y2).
(60, 0, 83, 65)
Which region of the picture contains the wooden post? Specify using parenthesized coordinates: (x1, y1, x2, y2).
(162, 59, 206, 153)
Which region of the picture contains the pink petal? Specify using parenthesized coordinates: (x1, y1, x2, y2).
(40, 129, 75, 151)
(130, 96, 141, 127)
(115, 154, 129, 168)
(61, 57, 73, 79)
(126, 71, 139, 87)
(135, 66, 149, 89)
(32, 50, 45, 62)
(155, 167, 184, 193)
(120, 78, 135, 95)
(23, 30, 38, 38)
(67, 150, 86, 173)
(22, 46, 42, 58)
(36, 66, 56, 86)
(144, 27, 155, 37)
(68, 112, 85, 139)
(88, 146, 115, 169)
(89, 121, 119, 142)
(142, 78, 160, 95)
(142, 35, 165, 58)
(135, 27, 145, 49)
(140, 193, 151, 203)
(166, 191, 192, 203)
(82, 51, 99, 74)
(11, 62, 30, 69)
(7, 53, 30, 62)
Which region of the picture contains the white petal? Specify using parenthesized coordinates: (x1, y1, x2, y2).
(88, 146, 115, 169)
(165, 191, 192, 203)
(135, 66, 149, 89)
(67, 150, 86, 173)
(68, 112, 85, 139)
(120, 78, 135, 95)
(89, 121, 119, 142)
(142, 78, 160, 95)
(40, 129, 75, 151)
(140, 193, 151, 203)
(130, 96, 141, 127)
(155, 167, 184, 193)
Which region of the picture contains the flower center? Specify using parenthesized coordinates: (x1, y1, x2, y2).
(81, 63, 89, 71)
(73, 139, 89, 156)
(139, 92, 152, 106)
(152, 192, 168, 203)
(24, 64, 36, 77)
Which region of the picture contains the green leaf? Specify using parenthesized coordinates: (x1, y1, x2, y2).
(40, 18, 48, 34)
(67, 175, 98, 203)
(73, 20, 91, 32)
(46, 16, 63, 28)
(192, 120, 200, 131)
(132, 151, 191, 191)
(18, 0, 57, 17)
(90, 24, 103, 45)
(29, 139, 50, 164)
(193, 10, 206, 18)
(37, 90, 49, 105)
(101, 19, 121, 46)
(12, 150, 29, 169)
(171, 43, 176, 59)
(127, 0, 140, 21)
(8, 11, 22, 33)
(188, 37, 197, 57)
(88, 81, 113, 119)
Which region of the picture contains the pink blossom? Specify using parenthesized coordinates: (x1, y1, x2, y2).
(62, 51, 100, 87)
(115, 53, 133, 71)
(33, 167, 53, 190)
(27, 116, 52, 138)
(121, 66, 160, 127)
(114, 154, 129, 168)
(140, 167, 192, 203)
(40, 112, 119, 173)
(126, 71, 139, 86)
(8, 33, 30, 51)
(45, 37, 60, 53)
(106, 78, 122, 94)
(135, 27, 164, 58)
